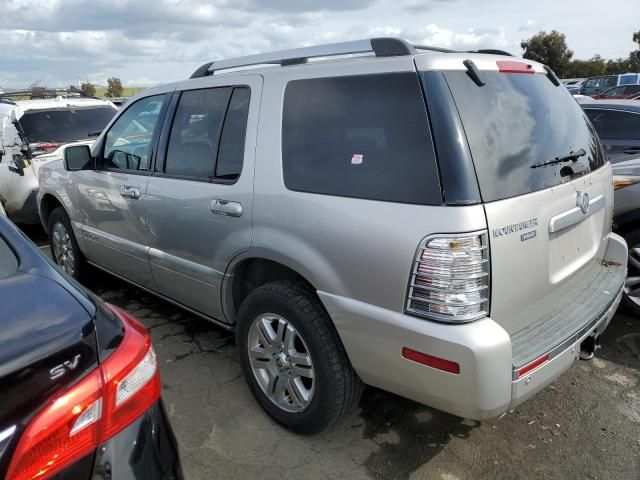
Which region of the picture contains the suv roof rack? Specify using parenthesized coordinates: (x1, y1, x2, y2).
(0, 89, 98, 101)
(190, 37, 514, 78)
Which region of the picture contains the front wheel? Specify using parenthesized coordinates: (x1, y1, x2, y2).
(48, 207, 87, 280)
(622, 230, 640, 318)
(236, 281, 363, 434)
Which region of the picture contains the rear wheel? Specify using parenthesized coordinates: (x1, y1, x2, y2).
(622, 229, 640, 318)
(236, 281, 363, 434)
(48, 207, 87, 281)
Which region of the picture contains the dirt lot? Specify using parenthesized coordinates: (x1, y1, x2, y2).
(30, 227, 640, 480)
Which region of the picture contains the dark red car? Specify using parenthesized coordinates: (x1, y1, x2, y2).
(592, 84, 640, 99)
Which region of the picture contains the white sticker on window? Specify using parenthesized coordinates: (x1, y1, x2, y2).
(351, 154, 363, 165)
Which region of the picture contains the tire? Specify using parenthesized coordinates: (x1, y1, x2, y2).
(48, 207, 87, 281)
(236, 281, 363, 434)
(621, 229, 640, 318)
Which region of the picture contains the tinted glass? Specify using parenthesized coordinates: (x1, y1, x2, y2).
(20, 107, 116, 143)
(282, 73, 441, 205)
(585, 109, 640, 140)
(442, 71, 606, 202)
(0, 234, 17, 280)
(603, 86, 625, 96)
(165, 88, 231, 178)
(216, 87, 250, 179)
(603, 76, 618, 88)
(625, 85, 640, 95)
(102, 95, 165, 171)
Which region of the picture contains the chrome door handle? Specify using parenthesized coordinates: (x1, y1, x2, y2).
(210, 199, 242, 217)
(119, 185, 141, 199)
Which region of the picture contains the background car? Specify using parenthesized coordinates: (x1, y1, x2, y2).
(580, 99, 640, 160)
(0, 215, 183, 480)
(581, 73, 640, 96)
(592, 84, 640, 99)
(612, 154, 640, 316)
(0, 92, 117, 224)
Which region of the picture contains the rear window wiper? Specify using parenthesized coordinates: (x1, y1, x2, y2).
(531, 148, 586, 169)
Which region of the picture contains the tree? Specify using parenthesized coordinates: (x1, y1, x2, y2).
(80, 82, 96, 96)
(68, 84, 79, 92)
(105, 77, 124, 98)
(628, 30, 640, 71)
(564, 55, 606, 78)
(521, 30, 573, 77)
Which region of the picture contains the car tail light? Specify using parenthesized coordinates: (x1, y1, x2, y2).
(7, 304, 160, 480)
(406, 232, 490, 323)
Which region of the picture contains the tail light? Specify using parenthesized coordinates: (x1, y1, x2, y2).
(406, 231, 490, 323)
(7, 304, 160, 480)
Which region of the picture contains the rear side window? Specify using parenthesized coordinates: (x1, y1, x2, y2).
(164, 86, 250, 181)
(441, 71, 606, 202)
(585, 109, 640, 140)
(165, 88, 231, 178)
(282, 73, 441, 205)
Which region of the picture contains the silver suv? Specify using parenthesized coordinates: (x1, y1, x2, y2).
(38, 38, 627, 433)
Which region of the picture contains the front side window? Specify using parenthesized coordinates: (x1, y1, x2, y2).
(102, 95, 166, 171)
(604, 86, 624, 97)
(282, 73, 441, 205)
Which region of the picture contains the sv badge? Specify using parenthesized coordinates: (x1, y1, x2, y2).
(49, 354, 81, 380)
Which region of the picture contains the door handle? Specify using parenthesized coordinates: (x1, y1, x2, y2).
(210, 199, 242, 217)
(119, 185, 141, 199)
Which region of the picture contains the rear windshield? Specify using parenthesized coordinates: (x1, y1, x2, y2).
(19, 106, 117, 143)
(440, 71, 606, 202)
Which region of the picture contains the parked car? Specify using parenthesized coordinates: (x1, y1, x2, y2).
(581, 73, 640, 96)
(562, 78, 586, 94)
(612, 155, 640, 316)
(0, 214, 182, 479)
(0, 94, 117, 224)
(592, 84, 640, 99)
(38, 38, 627, 433)
(580, 100, 640, 161)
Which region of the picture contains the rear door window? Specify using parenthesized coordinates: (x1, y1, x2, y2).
(282, 73, 441, 205)
(585, 109, 640, 140)
(440, 71, 606, 202)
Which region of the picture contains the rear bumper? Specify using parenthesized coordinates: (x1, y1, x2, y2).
(320, 233, 627, 420)
(90, 399, 183, 480)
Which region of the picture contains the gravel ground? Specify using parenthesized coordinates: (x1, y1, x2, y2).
(28, 226, 640, 480)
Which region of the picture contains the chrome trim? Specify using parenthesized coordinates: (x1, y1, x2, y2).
(82, 225, 149, 260)
(0, 425, 16, 460)
(87, 261, 234, 331)
(548, 194, 605, 233)
(405, 230, 490, 323)
(148, 248, 224, 283)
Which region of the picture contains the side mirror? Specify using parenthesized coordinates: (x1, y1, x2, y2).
(64, 145, 92, 171)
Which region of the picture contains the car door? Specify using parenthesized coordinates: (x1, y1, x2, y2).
(76, 93, 170, 288)
(144, 75, 261, 321)
(584, 108, 640, 161)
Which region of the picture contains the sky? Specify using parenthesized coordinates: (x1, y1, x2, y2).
(0, 0, 638, 88)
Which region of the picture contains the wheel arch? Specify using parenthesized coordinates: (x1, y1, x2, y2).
(39, 193, 65, 233)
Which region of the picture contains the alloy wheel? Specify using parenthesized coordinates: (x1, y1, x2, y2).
(247, 313, 315, 413)
(51, 222, 75, 276)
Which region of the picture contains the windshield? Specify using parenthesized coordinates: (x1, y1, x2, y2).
(19, 106, 117, 143)
(439, 71, 606, 202)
